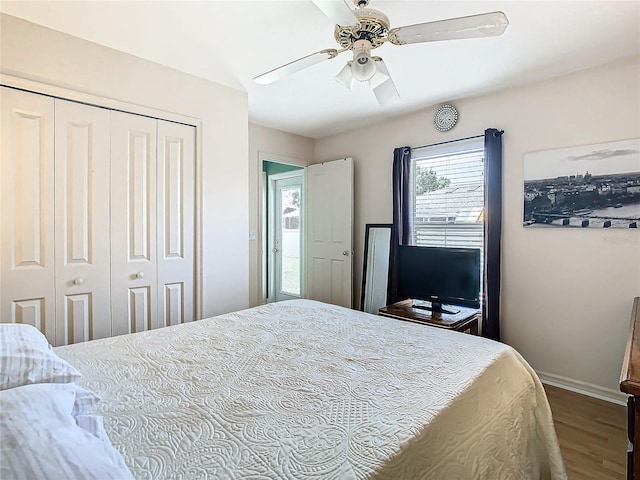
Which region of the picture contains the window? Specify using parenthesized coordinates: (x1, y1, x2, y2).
(411, 138, 484, 250)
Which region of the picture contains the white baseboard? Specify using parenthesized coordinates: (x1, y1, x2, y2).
(536, 370, 627, 406)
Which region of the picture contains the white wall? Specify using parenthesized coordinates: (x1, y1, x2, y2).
(1, 14, 250, 317)
(248, 123, 314, 306)
(314, 56, 640, 398)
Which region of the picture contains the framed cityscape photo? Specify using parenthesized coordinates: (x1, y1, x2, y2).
(523, 138, 640, 228)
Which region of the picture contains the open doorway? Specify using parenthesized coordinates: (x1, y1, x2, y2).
(263, 161, 304, 303)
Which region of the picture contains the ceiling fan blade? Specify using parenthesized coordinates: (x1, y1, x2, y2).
(254, 49, 338, 85)
(312, 0, 357, 26)
(372, 59, 400, 106)
(389, 11, 508, 45)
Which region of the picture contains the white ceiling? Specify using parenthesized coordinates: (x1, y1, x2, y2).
(2, 1, 639, 139)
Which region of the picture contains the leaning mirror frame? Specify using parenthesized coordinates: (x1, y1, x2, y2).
(360, 224, 392, 315)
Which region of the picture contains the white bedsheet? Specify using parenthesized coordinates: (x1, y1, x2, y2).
(56, 300, 566, 480)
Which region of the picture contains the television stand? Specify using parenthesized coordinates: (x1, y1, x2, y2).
(412, 300, 460, 315)
(378, 300, 479, 335)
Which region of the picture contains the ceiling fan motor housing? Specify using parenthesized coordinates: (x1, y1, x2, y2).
(335, 7, 390, 50)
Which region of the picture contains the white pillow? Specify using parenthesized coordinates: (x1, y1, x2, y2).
(0, 383, 133, 480)
(0, 323, 81, 390)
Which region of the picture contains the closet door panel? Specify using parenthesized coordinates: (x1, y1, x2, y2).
(111, 112, 158, 335)
(0, 87, 56, 343)
(54, 99, 111, 346)
(157, 120, 195, 327)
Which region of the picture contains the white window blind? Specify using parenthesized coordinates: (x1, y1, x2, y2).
(411, 138, 485, 250)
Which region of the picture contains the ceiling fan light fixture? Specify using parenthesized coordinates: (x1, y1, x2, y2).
(335, 62, 355, 90)
(368, 61, 390, 89)
(350, 40, 376, 81)
(351, 53, 376, 81)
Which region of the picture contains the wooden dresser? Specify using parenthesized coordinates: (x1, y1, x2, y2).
(620, 297, 640, 480)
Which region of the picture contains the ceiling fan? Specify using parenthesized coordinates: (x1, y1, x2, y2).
(253, 0, 508, 106)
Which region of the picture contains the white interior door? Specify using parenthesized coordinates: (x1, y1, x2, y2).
(271, 174, 304, 302)
(0, 87, 56, 343)
(110, 111, 158, 335)
(306, 158, 354, 307)
(156, 120, 195, 326)
(54, 99, 111, 346)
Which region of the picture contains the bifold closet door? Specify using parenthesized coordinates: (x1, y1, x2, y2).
(54, 99, 111, 346)
(110, 111, 159, 335)
(157, 120, 195, 326)
(0, 88, 56, 343)
(1, 89, 196, 344)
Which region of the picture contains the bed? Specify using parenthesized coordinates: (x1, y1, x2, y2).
(42, 299, 566, 479)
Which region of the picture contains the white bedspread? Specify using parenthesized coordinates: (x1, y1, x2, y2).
(56, 300, 566, 480)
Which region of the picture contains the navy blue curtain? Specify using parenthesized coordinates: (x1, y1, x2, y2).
(482, 129, 504, 340)
(387, 146, 412, 305)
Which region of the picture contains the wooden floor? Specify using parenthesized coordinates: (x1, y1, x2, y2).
(544, 384, 627, 480)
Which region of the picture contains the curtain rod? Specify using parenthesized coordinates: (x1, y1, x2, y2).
(413, 134, 484, 151)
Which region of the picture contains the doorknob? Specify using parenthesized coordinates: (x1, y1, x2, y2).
(73, 277, 84, 285)
(135, 272, 145, 279)
(342, 250, 350, 256)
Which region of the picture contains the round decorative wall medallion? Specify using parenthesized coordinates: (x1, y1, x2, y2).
(433, 104, 458, 132)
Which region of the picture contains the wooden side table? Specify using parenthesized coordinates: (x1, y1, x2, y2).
(379, 299, 480, 335)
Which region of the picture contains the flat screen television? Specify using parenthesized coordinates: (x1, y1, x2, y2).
(397, 245, 481, 314)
